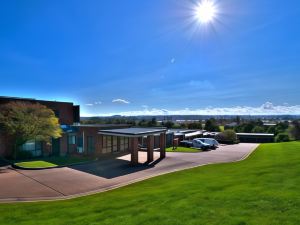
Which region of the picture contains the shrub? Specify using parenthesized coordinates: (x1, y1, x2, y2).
(16, 150, 33, 160)
(275, 133, 290, 142)
(216, 130, 238, 144)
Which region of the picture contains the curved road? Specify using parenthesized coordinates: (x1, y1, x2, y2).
(0, 143, 258, 203)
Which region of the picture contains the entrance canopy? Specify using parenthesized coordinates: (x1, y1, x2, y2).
(99, 127, 167, 137)
(99, 128, 167, 165)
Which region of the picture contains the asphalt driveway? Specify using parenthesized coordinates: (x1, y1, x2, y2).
(0, 143, 258, 202)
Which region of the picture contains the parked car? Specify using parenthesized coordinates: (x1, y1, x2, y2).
(180, 140, 193, 147)
(195, 138, 219, 149)
(192, 139, 210, 150)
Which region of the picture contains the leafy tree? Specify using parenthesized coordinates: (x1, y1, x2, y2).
(275, 133, 290, 142)
(216, 130, 237, 144)
(243, 123, 255, 133)
(138, 119, 147, 127)
(235, 116, 241, 125)
(147, 117, 157, 127)
(252, 126, 265, 133)
(187, 121, 202, 130)
(204, 119, 220, 132)
(290, 120, 300, 140)
(162, 121, 174, 129)
(267, 126, 276, 134)
(178, 123, 188, 129)
(0, 102, 62, 158)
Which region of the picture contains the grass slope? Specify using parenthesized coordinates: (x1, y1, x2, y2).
(1, 142, 300, 225)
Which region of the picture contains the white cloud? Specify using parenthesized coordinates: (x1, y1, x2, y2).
(262, 101, 274, 110)
(112, 99, 130, 104)
(96, 102, 300, 116)
(85, 101, 102, 107)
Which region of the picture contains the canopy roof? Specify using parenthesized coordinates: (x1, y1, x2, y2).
(99, 127, 167, 137)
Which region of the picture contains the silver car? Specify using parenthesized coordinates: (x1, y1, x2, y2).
(196, 138, 219, 149)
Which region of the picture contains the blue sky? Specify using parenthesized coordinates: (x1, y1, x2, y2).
(1, 0, 300, 116)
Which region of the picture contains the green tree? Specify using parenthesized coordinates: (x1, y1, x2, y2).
(275, 133, 290, 142)
(290, 120, 300, 140)
(188, 121, 202, 129)
(147, 117, 157, 127)
(204, 119, 221, 132)
(163, 121, 174, 129)
(0, 102, 62, 159)
(216, 130, 237, 144)
(252, 126, 265, 133)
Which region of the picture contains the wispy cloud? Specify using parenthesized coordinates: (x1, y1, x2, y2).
(85, 101, 102, 107)
(112, 99, 130, 104)
(95, 102, 300, 116)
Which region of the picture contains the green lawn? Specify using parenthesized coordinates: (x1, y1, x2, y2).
(1, 142, 300, 225)
(219, 125, 225, 131)
(13, 155, 95, 169)
(166, 146, 202, 153)
(14, 161, 57, 168)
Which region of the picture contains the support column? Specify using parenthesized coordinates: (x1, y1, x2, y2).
(160, 133, 166, 159)
(147, 135, 154, 162)
(131, 137, 139, 165)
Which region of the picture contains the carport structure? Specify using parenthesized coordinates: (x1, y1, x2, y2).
(99, 128, 167, 165)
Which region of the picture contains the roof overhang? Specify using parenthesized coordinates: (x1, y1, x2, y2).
(99, 127, 167, 137)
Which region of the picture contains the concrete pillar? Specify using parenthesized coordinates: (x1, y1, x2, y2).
(160, 133, 166, 158)
(147, 135, 154, 162)
(131, 137, 139, 165)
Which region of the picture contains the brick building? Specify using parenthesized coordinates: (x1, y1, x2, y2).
(0, 96, 80, 158)
(0, 97, 167, 165)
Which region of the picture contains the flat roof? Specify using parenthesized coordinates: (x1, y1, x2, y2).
(99, 127, 167, 137)
(0, 96, 75, 105)
(236, 133, 274, 137)
(185, 131, 202, 138)
(72, 124, 130, 128)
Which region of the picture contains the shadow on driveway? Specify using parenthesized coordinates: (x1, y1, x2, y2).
(69, 154, 163, 179)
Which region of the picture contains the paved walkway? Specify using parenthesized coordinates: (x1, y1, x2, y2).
(0, 143, 258, 203)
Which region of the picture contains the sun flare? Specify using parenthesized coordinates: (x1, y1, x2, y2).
(195, 0, 218, 24)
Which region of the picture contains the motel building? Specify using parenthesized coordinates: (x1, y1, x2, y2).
(0, 97, 166, 165)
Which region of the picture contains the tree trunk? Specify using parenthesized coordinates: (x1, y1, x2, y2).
(14, 143, 18, 160)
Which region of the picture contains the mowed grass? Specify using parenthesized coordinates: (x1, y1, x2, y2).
(13, 155, 95, 168)
(1, 142, 300, 225)
(166, 146, 202, 153)
(14, 161, 57, 168)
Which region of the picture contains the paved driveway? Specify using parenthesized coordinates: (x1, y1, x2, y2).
(0, 143, 258, 202)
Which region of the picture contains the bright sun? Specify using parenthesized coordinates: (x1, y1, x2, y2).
(195, 0, 218, 24)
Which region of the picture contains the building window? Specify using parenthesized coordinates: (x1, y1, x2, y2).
(119, 137, 129, 152)
(102, 135, 112, 153)
(20, 140, 42, 157)
(87, 136, 95, 153)
(112, 136, 118, 152)
(68, 135, 76, 145)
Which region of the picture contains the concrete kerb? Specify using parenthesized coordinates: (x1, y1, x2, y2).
(0, 144, 259, 204)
